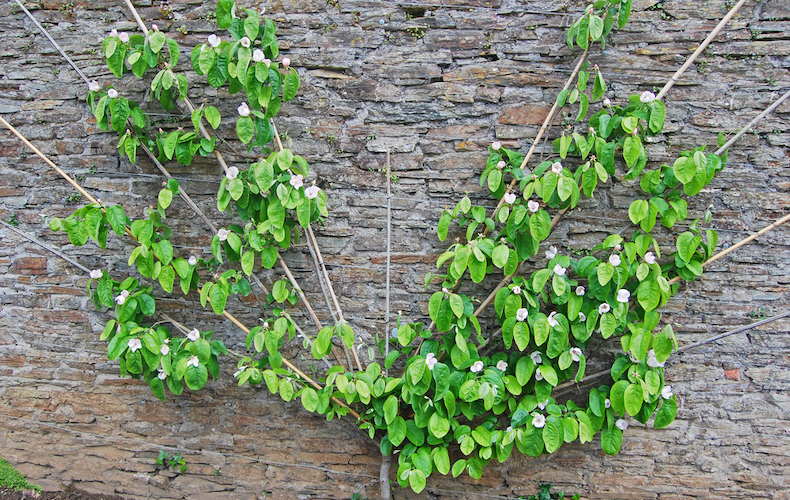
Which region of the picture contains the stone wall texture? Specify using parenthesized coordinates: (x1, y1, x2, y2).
(1, 0, 789, 498)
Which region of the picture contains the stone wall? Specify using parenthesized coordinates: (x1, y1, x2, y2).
(1, 0, 789, 498)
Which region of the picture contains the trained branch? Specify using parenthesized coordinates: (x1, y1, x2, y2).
(714, 87, 790, 156)
(656, 0, 749, 101)
(554, 310, 790, 394)
(0, 219, 91, 274)
(669, 212, 790, 286)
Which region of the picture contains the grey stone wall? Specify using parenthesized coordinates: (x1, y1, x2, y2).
(0, 0, 789, 498)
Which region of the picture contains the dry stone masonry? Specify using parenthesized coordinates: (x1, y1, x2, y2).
(0, 0, 789, 498)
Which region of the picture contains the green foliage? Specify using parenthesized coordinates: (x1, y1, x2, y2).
(156, 450, 188, 474)
(0, 458, 41, 493)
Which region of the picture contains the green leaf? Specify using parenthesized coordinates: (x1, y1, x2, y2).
(216, 0, 234, 28)
(597, 262, 614, 286)
(208, 285, 227, 315)
(149, 32, 166, 54)
(158, 188, 173, 210)
(205, 106, 221, 129)
(542, 416, 563, 453)
(432, 447, 451, 475)
(449, 294, 464, 318)
(589, 15, 604, 40)
(628, 199, 649, 225)
(676, 232, 699, 262)
(185, 363, 208, 390)
(301, 387, 319, 412)
(236, 116, 254, 144)
(624, 383, 643, 416)
(429, 412, 450, 439)
(618, 0, 632, 28)
(601, 426, 623, 455)
(158, 265, 175, 293)
(649, 100, 665, 133)
(283, 68, 300, 101)
(673, 157, 696, 184)
(241, 250, 255, 276)
(492, 244, 509, 268)
(388, 416, 407, 446)
(408, 469, 426, 493)
(654, 396, 677, 428)
(150, 378, 166, 401)
(623, 135, 641, 167)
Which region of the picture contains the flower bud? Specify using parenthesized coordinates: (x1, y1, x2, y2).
(88, 80, 100, 92)
(640, 91, 656, 103)
(226, 166, 239, 180)
(491, 141, 501, 151)
(188, 256, 197, 266)
(107, 88, 118, 99)
(208, 34, 221, 48)
(253, 49, 265, 62)
(497, 160, 506, 169)
(551, 162, 562, 174)
(603, 98, 611, 107)
(237, 102, 250, 117)
(282, 57, 290, 67)
(119, 32, 129, 43)
(504, 192, 516, 205)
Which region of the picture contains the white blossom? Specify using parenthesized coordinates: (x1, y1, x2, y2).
(208, 34, 221, 47)
(282, 57, 290, 67)
(640, 91, 656, 103)
(187, 329, 200, 342)
(512, 285, 522, 295)
(151, 24, 158, 31)
(617, 289, 631, 303)
(553, 264, 566, 276)
(226, 166, 239, 180)
(109, 29, 118, 37)
(253, 49, 265, 62)
(629, 353, 639, 363)
(605, 398, 611, 408)
(491, 141, 501, 151)
(528, 200, 540, 213)
(128, 338, 142, 353)
(120, 290, 129, 298)
(575, 286, 585, 296)
(89, 269, 102, 279)
(506, 426, 513, 433)
(504, 193, 516, 205)
(497, 160, 506, 169)
(516, 308, 528, 322)
(470, 360, 484, 373)
(157, 369, 167, 380)
(598, 303, 611, 314)
(107, 88, 118, 99)
(290, 174, 304, 189)
(160, 344, 170, 356)
(644, 251, 656, 264)
(530, 351, 542, 365)
(661, 385, 674, 399)
(603, 98, 612, 107)
(551, 162, 563, 174)
(88, 81, 100, 92)
(609, 254, 621, 266)
(240, 36, 251, 48)
(545, 245, 558, 260)
(188, 256, 197, 266)
(237, 102, 250, 117)
(263, 58, 271, 68)
(614, 244, 622, 252)
(615, 418, 629, 431)
(305, 185, 320, 199)
(187, 355, 200, 368)
(537, 399, 549, 410)
(548, 311, 559, 328)
(217, 228, 230, 241)
(535, 369, 544, 381)
(118, 32, 129, 43)
(115, 294, 126, 305)
(570, 347, 582, 362)
(442, 287, 450, 294)
(647, 349, 665, 368)
(578, 312, 586, 322)
(425, 353, 438, 371)
(496, 360, 508, 372)
(532, 414, 546, 428)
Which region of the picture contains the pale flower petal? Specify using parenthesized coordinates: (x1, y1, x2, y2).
(609, 254, 621, 266)
(107, 88, 118, 99)
(290, 174, 304, 189)
(160, 344, 170, 356)
(240, 37, 251, 48)
(226, 166, 239, 180)
(640, 91, 656, 103)
(188, 256, 197, 266)
(237, 102, 250, 117)
(532, 414, 546, 428)
(575, 286, 585, 296)
(512, 285, 522, 295)
(187, 355, 200, 368)
(661, 385, 674, 399)
(598, 303, 611, 314)
(305, 185, 320, 199)
(547, 311, 559, 328)
(208, 34, 221, 47)
(644, 251, 656, 264)
(551, 162, 562, 174)
(516, 308, 528, 322)
(616, 289, 631, 303)
(504, 193, 516, 205)
(570, 347, 582, 362)
(187, 329, 200, 342)
(491, 141, 501, 151)
(128, 338, 142, 353)
(616, 418, 629, 431)
(253, 49, 265, 62)
(426, 353, 438, 371)
(89, 269, 103, 279)
(528, 200, 540, 213)
(217, 228, 230, 241)
(470, 360, 484, 373)
(545, 245, 558, 260)
(88, 81, 101, 93)
(496, 360, 508, 371)
(530, 351, 542, 365)
(553, 264, 566, 276)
